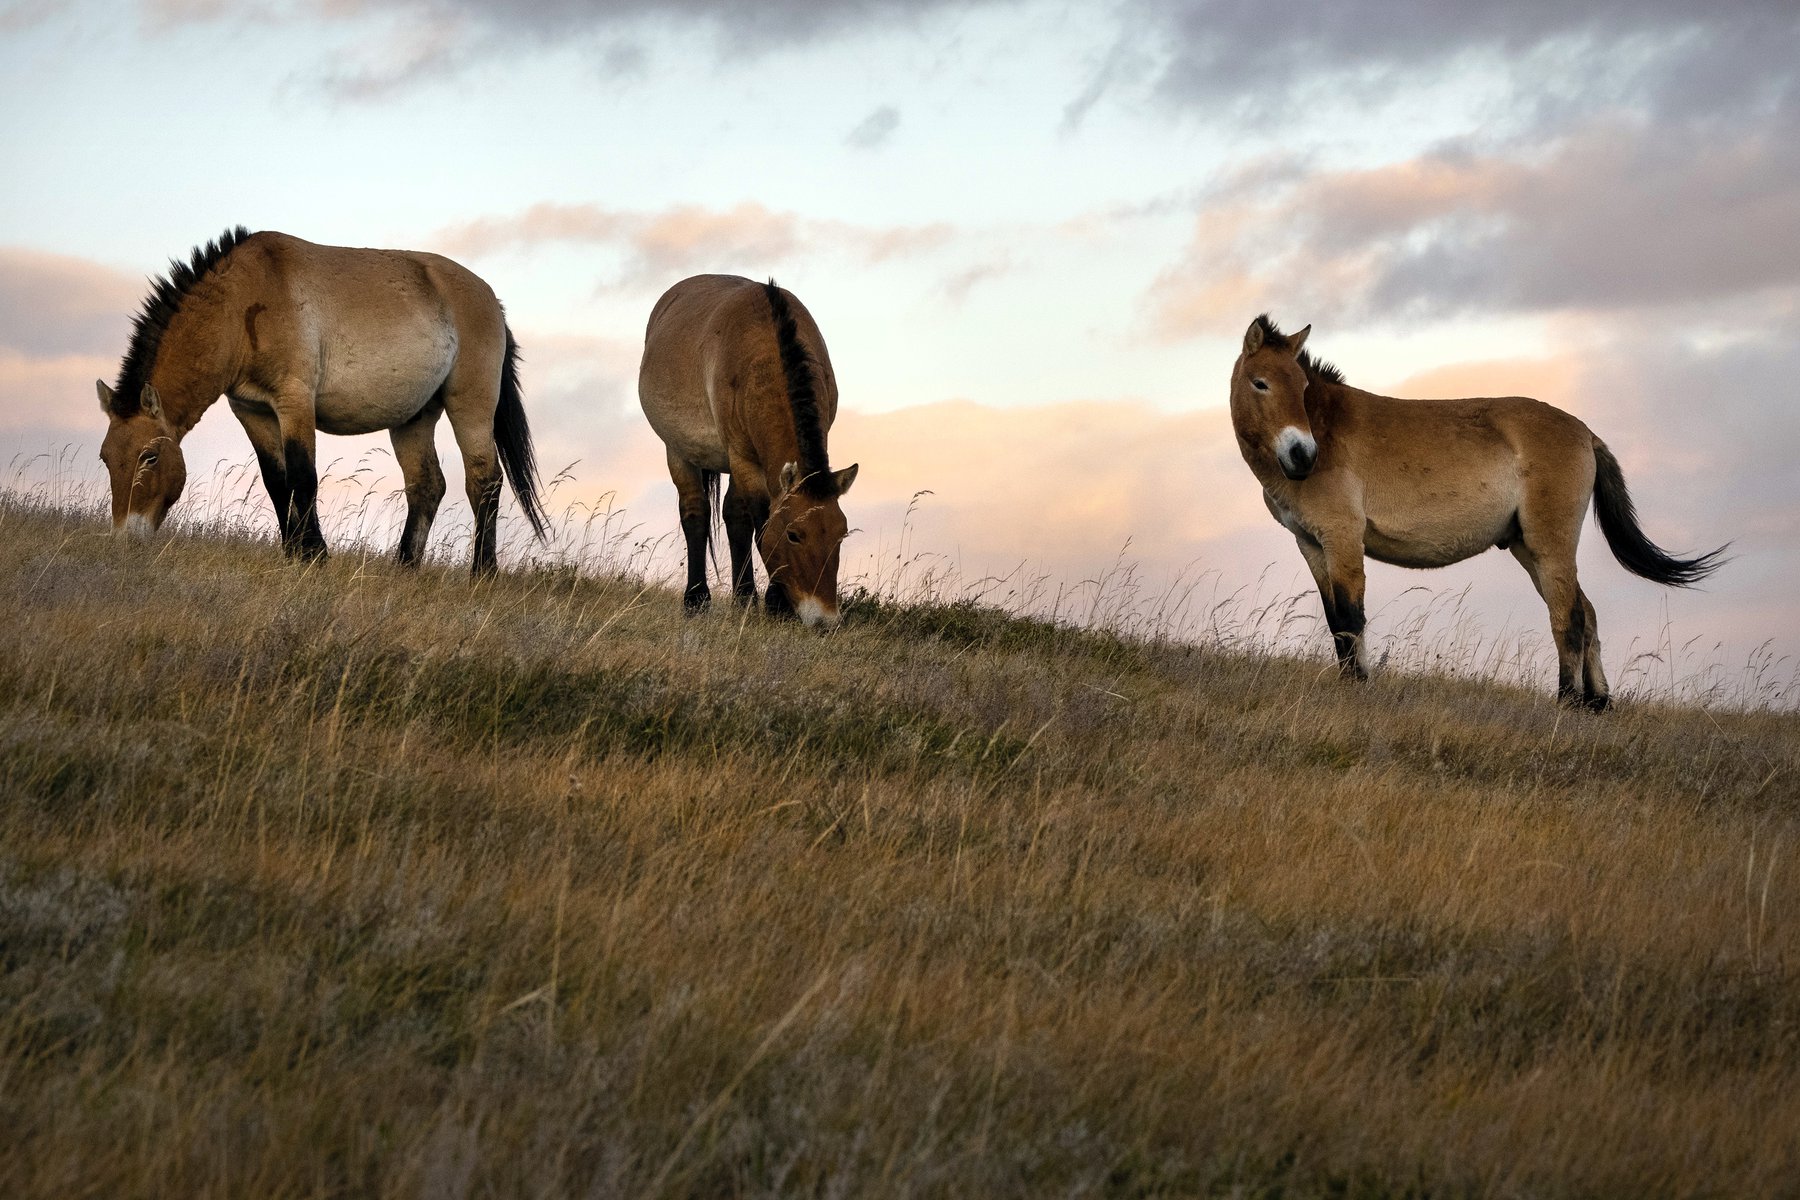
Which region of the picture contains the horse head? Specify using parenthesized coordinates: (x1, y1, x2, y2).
(1231, 316, 1317, 481)
(759, 460, 859, 630)
(97, 380, 187, 537)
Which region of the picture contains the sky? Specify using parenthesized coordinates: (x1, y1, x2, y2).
(3, 0, 1797, 700)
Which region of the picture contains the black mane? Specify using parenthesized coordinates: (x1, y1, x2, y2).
(764, 278, 836, 496)
(1251, 313, 1345, 386)
(111, 226, 253, 417)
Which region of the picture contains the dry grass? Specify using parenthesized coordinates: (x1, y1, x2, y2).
(3, 485, 1799, 1198)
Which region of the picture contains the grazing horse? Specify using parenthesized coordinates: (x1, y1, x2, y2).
(638, 275, 859, 629)
(1230, 315, 1727, 709)
(95, 227, 548, 574)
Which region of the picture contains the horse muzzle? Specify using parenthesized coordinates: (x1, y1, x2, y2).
(118, 512, 158, 541)
(1275, 427, 1318, 480)
(794, 595, 841, 632)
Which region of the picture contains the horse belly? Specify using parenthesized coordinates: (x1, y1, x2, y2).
(1364, 492, 1518, 569)
(313, 327, 458, 436)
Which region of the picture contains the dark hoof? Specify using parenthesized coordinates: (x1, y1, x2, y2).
(733, 589, 757, 609)
(683, 588, 712, 615)
(1584, 692, 1613, 713)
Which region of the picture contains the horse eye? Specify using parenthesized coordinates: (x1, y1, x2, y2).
(1252, 378, 1270, 392)
(140, 452, 158, 467)
(787, 529, 802, 544)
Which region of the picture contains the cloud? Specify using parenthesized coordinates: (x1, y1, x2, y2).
(1118, 0, 1799, 129)
(845, 104, 901, 150)
(431, 201, 955, 288)
(140, 0, 1022, 95)
(1145, 113, 1800, 335)
(0, 248, 141, 359)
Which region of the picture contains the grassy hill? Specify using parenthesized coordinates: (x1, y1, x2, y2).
(3, 493, 1797, 1198)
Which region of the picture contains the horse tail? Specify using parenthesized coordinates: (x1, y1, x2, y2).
(1591, 439, 1727, 587)
(702, 467, 722, 570)
(493, 325, 549, 542)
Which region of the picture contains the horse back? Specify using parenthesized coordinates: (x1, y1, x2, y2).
(639, 274, 838, 474)
(227, 234, 504, 432)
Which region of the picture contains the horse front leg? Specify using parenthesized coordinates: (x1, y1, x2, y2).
(1297, 533, 1368, 681)
(227, 398, 294, 545)
(271, 393, 327, 562)
(723, 478, 757, 607)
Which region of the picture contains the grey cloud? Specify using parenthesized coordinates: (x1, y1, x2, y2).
(846, 104, 901, 150)
(1146, 111, 1800, 333)
(0, 248, 139, 358)
(1116, 0, 1799, 130)
(154, 0, 1020, 56)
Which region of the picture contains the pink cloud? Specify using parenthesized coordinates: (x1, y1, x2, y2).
(431, 201, 954, 288)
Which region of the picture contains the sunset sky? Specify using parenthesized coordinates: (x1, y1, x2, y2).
(4, 1, 1796, 694)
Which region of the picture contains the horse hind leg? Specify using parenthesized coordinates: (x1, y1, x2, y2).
(441, 369, 505, 578)
(1509, 541, 1591, 708)
(667, 451, 713, 613)
(1578, 589, 1611, 711)
(389, 398, 446, 568)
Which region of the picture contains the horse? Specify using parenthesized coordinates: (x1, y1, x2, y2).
(1229, 315, 1727, 709)
(95, 227, 548, 575)
(638, 275, 859, 630)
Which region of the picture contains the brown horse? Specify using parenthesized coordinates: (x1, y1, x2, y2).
(95, 227, 548, 574)
(1230, 315, 1727, 709)
(638, 275, 859, 629)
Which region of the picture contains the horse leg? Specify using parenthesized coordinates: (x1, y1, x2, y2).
(440, 369, 505, 579)
(270, 390, 327, 561)
(1297, 533, 1368, 681)
(1509, 541, 1590, 707)
(1578, 589, 1611, 710)
(667, 451, 713, 612)
(389, 400, 446, 568)
(723, 477, 757, 607)
(746, 487, 792, 618)
(228, 397, 293, 545)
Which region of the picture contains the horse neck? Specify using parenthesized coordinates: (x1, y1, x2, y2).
(1303, 375, 1342, 444)
(743, 371, 815, 487)
(146, 285, 240, 437)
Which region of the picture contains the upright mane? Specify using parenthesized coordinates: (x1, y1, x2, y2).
(763, 278, 836, 497)
(111, 226, 253, 417)
(1251, 313, 1345, 386)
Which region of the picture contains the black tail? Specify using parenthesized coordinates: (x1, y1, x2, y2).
(1592, 440, 1727, 587)
(493, 326, 549, 542)
(702, 467, 721, 572)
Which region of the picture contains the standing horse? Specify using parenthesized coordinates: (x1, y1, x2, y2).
(95, 227, 548, 574)
(1230, 315, 1726, 709)
(638, 275, 859, 629)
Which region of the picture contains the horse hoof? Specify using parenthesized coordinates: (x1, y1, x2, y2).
(683, 591, 712, 615)
(1585, 693, 1613, 713)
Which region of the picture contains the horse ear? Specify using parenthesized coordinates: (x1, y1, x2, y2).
(778, 462, 800, 495)
(833, 463, 859, 495)
(141, 384, 164, 422)
(96, 379, 117, 416)
(1289, 324, 1312, 355)
(1243, 320, 1264, 354)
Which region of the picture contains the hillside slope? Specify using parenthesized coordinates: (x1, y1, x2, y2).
(3, 497, 1798, 1198)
